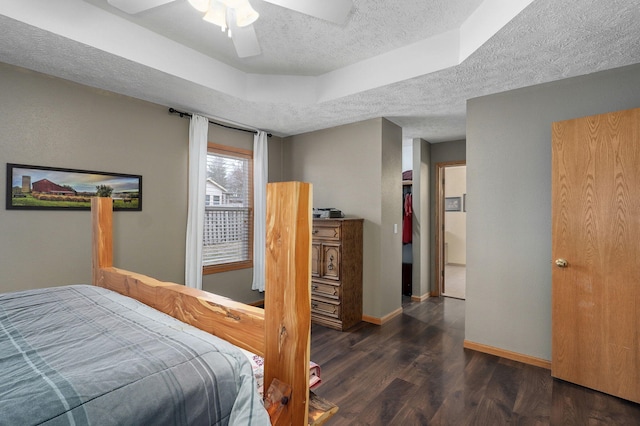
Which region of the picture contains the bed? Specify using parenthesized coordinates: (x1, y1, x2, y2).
(0, 182, 317, 425)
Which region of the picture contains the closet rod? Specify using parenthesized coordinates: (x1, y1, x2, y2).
(169, 108, 272, 137)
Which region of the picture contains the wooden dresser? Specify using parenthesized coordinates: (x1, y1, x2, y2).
(311, 218, 363, 331)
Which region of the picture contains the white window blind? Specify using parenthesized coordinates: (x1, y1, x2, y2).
(203, 145, 253, 270)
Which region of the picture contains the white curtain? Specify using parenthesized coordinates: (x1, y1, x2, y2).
(185, 114, 208, 290)
(252, 131, 268, 292)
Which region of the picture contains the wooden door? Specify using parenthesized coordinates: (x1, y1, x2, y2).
(551, 107, 640, 403)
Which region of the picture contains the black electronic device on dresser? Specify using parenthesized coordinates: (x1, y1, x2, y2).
(311, 217, 363, 331)
(313, 208, 343, 218)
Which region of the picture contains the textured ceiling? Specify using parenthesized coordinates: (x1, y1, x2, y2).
(86, 0, 485, 75)
(1, 0, 639, 142)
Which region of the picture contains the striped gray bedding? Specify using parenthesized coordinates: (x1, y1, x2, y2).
(0, 285, 270, 426)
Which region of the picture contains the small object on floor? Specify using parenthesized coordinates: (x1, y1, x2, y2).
(308, 391, 339, 426)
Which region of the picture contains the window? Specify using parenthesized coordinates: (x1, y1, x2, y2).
(203, 143, 253, 274)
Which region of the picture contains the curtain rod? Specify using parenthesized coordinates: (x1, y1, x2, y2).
(169, 108, 272, 138)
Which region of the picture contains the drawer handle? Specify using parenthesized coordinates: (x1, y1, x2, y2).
(327, 255, 334, 271)
(312, 303, 318, 309)
(312, 229, 319, 234)
(312, 285, 318, 290)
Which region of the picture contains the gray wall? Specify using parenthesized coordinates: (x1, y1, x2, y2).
(283, 118, 403, 319)
(0, 63, 281, 303)
(411, 138, 430, 298)
(380, 118, 403, 315)
(466, 63, 640, 361)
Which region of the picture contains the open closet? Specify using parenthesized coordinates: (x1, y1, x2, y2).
(402, 169, 412, 296)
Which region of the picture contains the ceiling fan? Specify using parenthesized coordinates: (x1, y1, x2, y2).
(106, 0, 353, 58)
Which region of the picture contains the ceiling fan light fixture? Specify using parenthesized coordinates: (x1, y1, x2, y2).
(187, 0, 209, 13)
(219, 0, 245, 8)
(203, 0, 228, 30)
(108, 0, 353, 60)
(234, 3, 259, 27)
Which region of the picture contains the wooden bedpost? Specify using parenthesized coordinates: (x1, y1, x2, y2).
(91, 197, 113, 287)
(264, 182, 312, 426)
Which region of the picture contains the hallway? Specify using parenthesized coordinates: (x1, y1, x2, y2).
(443, 264, 465, 299)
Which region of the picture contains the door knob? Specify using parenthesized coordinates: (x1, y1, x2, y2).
(555, 258, 568, 268)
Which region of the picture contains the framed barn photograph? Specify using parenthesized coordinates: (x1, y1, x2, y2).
(6, 163, 142, 211)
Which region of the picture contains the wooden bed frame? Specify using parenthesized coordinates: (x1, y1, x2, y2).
(91, 182, 313, 425)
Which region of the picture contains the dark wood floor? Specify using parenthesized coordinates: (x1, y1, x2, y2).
(310, 296, 640, 425)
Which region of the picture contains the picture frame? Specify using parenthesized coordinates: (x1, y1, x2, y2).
(6, 163, 142, 211)
(444, 196, 461, 212)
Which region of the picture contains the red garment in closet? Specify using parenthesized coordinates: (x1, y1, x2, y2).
(403, 193, 412, 243)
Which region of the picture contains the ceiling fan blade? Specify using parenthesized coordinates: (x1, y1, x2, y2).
(263, 0, 353, 24)
(107, 0, 176, 14)
(230, 24, 261, 58)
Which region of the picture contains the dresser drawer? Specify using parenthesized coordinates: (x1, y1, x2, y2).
(312, 225, 341, 240)
(311, 314, 342, 330)
(311, 297, 340, 319)
(312, 281, 340, 300)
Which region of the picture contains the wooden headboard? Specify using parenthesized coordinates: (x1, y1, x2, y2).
(91, 181, 312, 425)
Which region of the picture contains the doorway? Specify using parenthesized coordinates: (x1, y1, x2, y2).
(435, 161, 466, 299)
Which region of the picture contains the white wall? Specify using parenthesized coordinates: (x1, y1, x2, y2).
(444, 166, 466, 265)
(402, 138, 413, 173)
(466, 62, 640, 361)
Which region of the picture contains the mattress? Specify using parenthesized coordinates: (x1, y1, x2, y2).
(0, 285, 270, 426)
